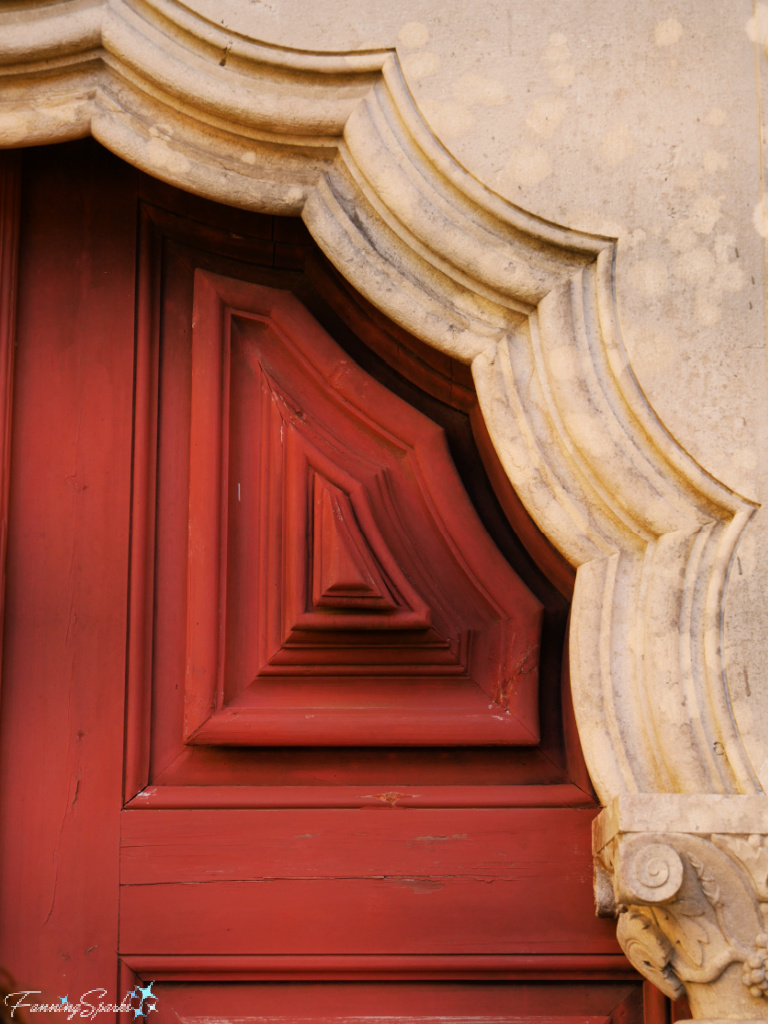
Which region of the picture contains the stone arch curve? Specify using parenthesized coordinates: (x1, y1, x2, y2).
(0, 0, 758, 803)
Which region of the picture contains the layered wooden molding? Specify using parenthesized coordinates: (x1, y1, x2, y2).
(0, 0, 758, 806)
(121, 189, 584, 804)
(110, 972, 647, 1022)
(185, 271, 543, 747)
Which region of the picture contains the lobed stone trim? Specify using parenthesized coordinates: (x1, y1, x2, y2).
(0, 0, 759, 804)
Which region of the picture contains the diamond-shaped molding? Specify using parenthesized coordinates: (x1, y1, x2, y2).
(185, 270, 543, 746)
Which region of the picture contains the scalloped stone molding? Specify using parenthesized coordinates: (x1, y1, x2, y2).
(0, 4, 763, 1016)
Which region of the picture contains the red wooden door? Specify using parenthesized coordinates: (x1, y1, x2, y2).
(0, 141, 658, 1023)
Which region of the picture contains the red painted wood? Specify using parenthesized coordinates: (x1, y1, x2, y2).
(120, 875, 615, 956)
(670, 996, 692, 1023)
(0, 142, 650, 1021)
(183, 270, 543, 746)
(123, 207, 163, 804)
(637, 981, 688, 1024)
(642, 983, 669, 1024)
(113, 979, 642, 1023)
(126, 783, 596, 808)
(153, 1009, 611, 1024)
(120, 807, 606, 883)
(133, 185, 583, 791)
(119, 953, 634, 981)
(0, 151, 20, 710)
(118, 807, 616, 958)
(0, 144, 136, 1001)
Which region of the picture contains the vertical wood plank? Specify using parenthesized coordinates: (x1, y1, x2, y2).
(0, 150, 20, 709)
(0, 141, 136, 1002)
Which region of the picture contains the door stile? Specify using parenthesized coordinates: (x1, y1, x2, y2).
(0, 150, 21, 712)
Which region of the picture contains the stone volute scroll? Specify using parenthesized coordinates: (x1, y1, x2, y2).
(0, 1, 766, 1018)
(594, 797, 768, 1021)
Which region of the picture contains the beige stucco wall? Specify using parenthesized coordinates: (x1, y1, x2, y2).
(181, 0, 768, 785)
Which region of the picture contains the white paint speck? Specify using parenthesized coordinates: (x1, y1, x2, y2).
(600, 123, 635, 167)
(526, 95, 567, 137)
(654, 18, 683, 47)
(145, 138, 191, 175)
(752, 199, 768, 238)
(506, 146, 552, 187)
(544, 33, 570, 63)
(398, 21, 429, 49)
(453, 73, 506, 107)
(401, 51, 440, 80)
(549, 63, 575, 88)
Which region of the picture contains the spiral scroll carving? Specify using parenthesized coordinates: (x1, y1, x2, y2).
(622, 840, 684, 904)
(598, 819, 768, 1019)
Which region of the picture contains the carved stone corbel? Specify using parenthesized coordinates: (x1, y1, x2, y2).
(595, 796, 768, 1021)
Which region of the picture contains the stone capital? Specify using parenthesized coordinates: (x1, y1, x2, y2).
(594, 796, 768, 1020)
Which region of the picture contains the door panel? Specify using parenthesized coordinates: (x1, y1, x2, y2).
(0, 141, 655, 1022)
(133, 192, 578, 795)
(183, 271, 543, 747)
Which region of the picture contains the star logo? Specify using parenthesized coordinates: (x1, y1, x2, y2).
(60, 997, 69, 1007)
(126, 980, 159, 1019)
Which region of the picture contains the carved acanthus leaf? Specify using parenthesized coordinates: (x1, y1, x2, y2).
(653, 901, 709, 968)
(595, 799, 768, 1019)
(616, 907, 684, 1001)
(610, 832, 756, 988)
(689, 852, 722, 907)
(712, 834, 768, 902)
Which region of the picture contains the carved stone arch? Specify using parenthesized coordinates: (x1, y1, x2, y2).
(0, 1, 758, 807)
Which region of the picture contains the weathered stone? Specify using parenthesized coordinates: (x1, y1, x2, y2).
(596, 796, 768, 1018)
